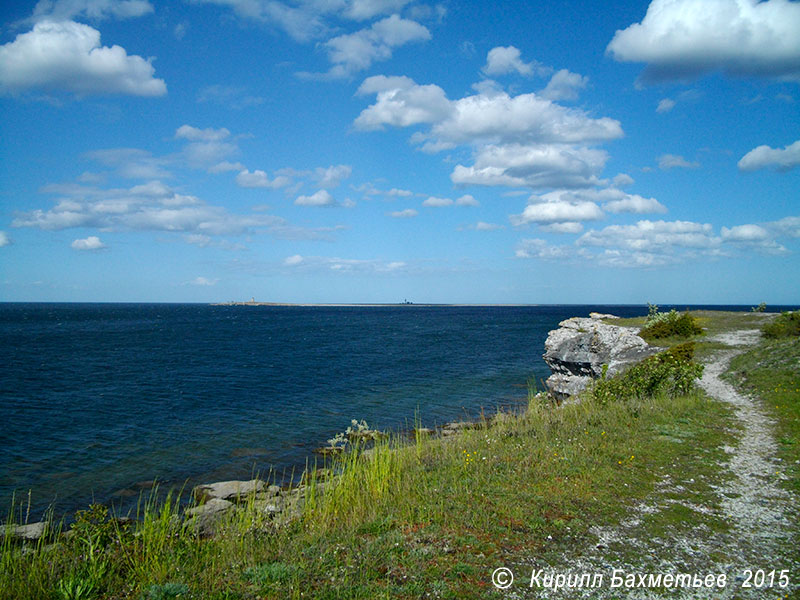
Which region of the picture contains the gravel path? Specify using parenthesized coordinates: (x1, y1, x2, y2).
(511, 329, 798, 599)
(697, 330, 797, 580)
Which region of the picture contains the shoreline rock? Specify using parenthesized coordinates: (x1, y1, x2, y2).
(193, 479, 266, 503)
(543, 313, 659, 401)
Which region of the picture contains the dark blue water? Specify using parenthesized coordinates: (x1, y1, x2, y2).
(0, 303, 784, 520)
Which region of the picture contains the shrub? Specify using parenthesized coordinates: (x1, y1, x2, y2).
(640, 309, 703, 340)
(762, 311, 800, 339)
(592, 349, 704, 405)
(665, 341, 696, 363)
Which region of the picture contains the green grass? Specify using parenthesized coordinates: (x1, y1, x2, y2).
(609, 310, 772, 361)
(2, 310, 796, 599)
(762, 310, 800, 338)
(0, 394, 732, 599)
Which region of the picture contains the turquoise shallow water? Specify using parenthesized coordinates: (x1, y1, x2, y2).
(0, 303, 772, 519)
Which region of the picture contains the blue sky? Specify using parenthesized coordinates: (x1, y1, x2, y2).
(1, 0, 798, 304)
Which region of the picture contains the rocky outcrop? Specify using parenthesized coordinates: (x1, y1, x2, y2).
(186, 478, 314, 536)
(184, 498, 234, 536)
(543, 313, 659, 400)
(193, 479, 266, 503)
(1, 521, 51, 543)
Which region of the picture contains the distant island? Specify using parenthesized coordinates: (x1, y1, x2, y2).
(211, 299, 535, 307)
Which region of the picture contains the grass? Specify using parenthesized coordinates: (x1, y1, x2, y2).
(762, 310, 800, 339)
(608, 309, 771, 361)
(2, 310, 797, 599)
(0, 395, 733, 599)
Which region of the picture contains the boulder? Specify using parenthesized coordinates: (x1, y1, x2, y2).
(253, 496, 285, 516)
(193, 479, 265, 503)
(441, 421, 478, 436)
(1, 521, 49, 543)
(543, 314, 659, 401)
(253, 485, 282, 500)
(185, 498, 234, 536)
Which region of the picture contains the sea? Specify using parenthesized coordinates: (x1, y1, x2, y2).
(0, 302, 790, 521)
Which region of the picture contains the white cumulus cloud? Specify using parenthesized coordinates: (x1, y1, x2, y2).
(658, 154, 700, 170)
(356, 77, 623, 146)
(455, 194, 479, 206)
(515, 238, 572, 260)
(315, 164, 352, 188)
(0, 231, 11, 247)
(30, 0, 154, 22)
(721, 223, 789, 254)
(354, 75, 451, 129)
(540, 69, 589, 101)
(0, 20, 166, 97)
(389, 208, 418, 218)
(482, 46, 547, 77)
(345, 0, 413, 20)
(71, 235, 106, 250)
(356, 75, 625, 193)
(511, 191, 605, 227)
(607, 0, 800, 82)
(175, 125, 230, 142)
(738, 139, 800, 172)
(13, 180, 291, 237)
(473, 221, 503, 231)
(190, 276, 218, 286)
(451, 144, 610, 189)
(315, 15, 430, 79)
(422, 196, 453, 207)
(430, 91, 623, 147)
(192, 0, 417, 41)
(236, 169, 291, 189)
(295, 189, 335, 206)
(656, 98, 676, 113)
(579, 220, 719, 251)
(721, 223, 770, 242)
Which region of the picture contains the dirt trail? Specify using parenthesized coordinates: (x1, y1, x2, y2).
(515, 329, 798, 599)
(696, 330, 797, 581)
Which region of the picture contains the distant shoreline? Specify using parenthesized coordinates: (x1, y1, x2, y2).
(210, 302, 540, 307)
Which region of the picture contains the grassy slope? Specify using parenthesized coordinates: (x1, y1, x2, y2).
(1, 311, 797, 600)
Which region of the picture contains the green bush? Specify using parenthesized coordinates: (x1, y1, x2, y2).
(592, 349, 704, 405)
(640, 309, 704, 340)
(762, 311, 800, 339)
(665, 341, 696, 363)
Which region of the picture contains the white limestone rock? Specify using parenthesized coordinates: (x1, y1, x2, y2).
(193, 479, 266, 503)
(543, 315, 659, 400)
